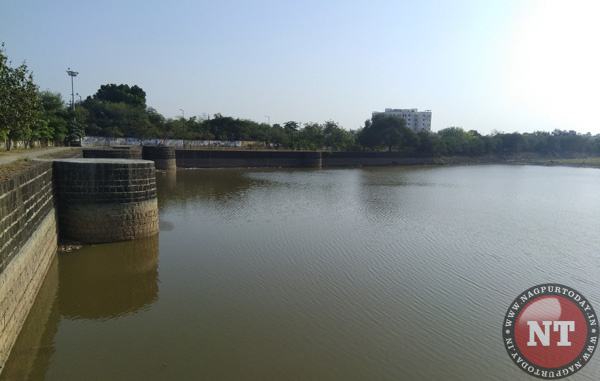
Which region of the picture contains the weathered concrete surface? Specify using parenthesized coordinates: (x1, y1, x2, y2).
(0, 161, 59, 375)
(53, 159, 159, 243)
(302, 152, 322, 168)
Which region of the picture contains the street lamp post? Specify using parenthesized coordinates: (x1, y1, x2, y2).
(265, 115, 270, 125)
(180, 109, 185, 119)
(66, 68, 79, 119)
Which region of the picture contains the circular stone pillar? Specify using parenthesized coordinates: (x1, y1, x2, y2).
(142, 146, 177, 170)
(302, 152, 322, 168)
(53, 159, 159, 243)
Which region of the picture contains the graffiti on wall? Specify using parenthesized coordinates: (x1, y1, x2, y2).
(82, 136, 256, 148)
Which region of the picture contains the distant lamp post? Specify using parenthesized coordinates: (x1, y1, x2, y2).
(66, 68, 79, 115)
(180, 109, 185, 118)
(265, 115, 270, 125)
(76, 93, 82, 103)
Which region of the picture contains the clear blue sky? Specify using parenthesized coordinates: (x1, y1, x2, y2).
(2, 0, 599, 135)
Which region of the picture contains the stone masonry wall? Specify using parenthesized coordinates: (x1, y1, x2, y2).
(83, 148, 142, 160)
(176, 150, 308, 168)
(175, 150, 433, 168)
(176, 150, 330, 168)
(0, 161, 58, 373)
(0, 162, 54, 274)
(53, 159, 159, 243)
(142, 146, 176, 170)
(322, 151, 434, 167)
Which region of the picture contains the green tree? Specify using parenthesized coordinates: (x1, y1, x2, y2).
(248, 123, 270, 145)
(269, 124, 288, 148)
(358, 114, 411, 152)
(66, 120, 85, 143)
(356, 120, 377, 150)
(283, 121, 299, 132)
(30, 119, 54, 143)
(437, 127, 485, 155)
(92, 83, 146, 109)
(82, 85, 150, 138)
(323, 120, 356, 150)
(416, 130, 441, 154)
(36, 91, 68, 144)
(0, 43, 41, 150)
(499, 132, 527, 153)
(299, 122, 325, 150)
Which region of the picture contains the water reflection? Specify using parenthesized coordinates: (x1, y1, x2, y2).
(58, 234, 159, 320)
(4, 166, 600, 380)
(355, 167, 421, 225)
(155, 169, 177, 206)
(1, 256, 59, 380)
(160, 168, 263, 204)
(2, 235, 160, 379)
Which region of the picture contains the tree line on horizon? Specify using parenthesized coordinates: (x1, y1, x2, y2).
(3, 45, 600, 156)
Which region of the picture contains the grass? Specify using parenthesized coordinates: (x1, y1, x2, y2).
(0, 158, 42, 180)
(540, 157, 600, 166)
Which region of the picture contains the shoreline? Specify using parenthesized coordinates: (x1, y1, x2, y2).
(433, 154, 600, 169)
(2, 149, 599, 173)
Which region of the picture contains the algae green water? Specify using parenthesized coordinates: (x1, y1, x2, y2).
(3, 165, 600, 380)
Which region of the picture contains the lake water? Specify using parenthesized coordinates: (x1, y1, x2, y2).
(3, 165, 600, 380)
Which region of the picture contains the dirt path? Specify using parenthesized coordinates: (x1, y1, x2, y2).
(0, 147, 76, 166)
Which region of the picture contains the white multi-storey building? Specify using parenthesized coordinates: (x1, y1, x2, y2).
(372, 108, 432, 132)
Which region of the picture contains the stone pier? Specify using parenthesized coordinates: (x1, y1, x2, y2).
(53, 159, 159, 243)
(142, 146, 176, 170)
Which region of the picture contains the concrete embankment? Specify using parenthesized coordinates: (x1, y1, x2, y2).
(322, 151, 433, 167)
(0, 162, 58, 371)
(175, 150, 433, 168)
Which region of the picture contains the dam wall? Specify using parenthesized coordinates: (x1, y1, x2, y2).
(83, 148, 142, 160)
(0, 162, 58, 371)
(322, 151, 433, 167)
(175, 150, 321, 168)
(175, 150, 433, 168)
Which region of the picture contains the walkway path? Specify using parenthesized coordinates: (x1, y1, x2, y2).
(0, 147, 77, 166)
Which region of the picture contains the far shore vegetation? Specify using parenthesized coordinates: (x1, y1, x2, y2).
(3, 43, 600, 161)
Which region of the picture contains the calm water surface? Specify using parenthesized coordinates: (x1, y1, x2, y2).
(3, 165, 600, 380)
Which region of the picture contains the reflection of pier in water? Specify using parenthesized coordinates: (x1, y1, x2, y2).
(1, 235, 159, 379)
(59, 234, 159, 320)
